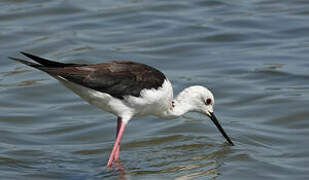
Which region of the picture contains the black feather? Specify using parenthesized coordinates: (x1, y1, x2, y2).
(8, 56, 41, 68)
(20, 52, 78, 67)
(10, 53, 166, 99)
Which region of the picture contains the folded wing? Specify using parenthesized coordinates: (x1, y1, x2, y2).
(10, 52, 166, 99)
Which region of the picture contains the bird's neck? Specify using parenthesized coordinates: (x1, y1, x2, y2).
(161, 88, 195, 119)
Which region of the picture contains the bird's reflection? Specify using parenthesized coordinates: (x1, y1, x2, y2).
(173, 144, 232, 180)
(104, 138, 232, 180)
(108, 160, 128, 180)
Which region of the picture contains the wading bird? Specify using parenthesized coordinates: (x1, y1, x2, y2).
(9, 52, 234, 167)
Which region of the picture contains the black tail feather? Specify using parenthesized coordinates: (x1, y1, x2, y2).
(20, 52, 68, 67)
(8, 56, 42, 68)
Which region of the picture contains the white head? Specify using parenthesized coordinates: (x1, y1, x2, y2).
(181, 85, 215, 115)
(174, 85, 234, 145)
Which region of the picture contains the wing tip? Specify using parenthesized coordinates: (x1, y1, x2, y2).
(20, 51, 40, 60)
(18, 51, 68, 67)
(8, 56, 40, 67)
(20, 51, 28, 56)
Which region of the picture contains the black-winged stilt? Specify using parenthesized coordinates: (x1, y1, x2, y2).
(9, 52, 234, 167)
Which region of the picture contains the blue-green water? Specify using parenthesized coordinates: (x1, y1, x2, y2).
(1, 0, 309, 179)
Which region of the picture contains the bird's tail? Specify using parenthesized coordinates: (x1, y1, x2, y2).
(9, 52, 76, 68)
(8, 56, 42, 69)
(19, 52, 69, 67)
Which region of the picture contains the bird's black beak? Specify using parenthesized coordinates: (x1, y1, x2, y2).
(208, 112, 234, 146)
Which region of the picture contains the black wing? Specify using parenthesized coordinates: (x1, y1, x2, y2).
(10, 52, 166, 99)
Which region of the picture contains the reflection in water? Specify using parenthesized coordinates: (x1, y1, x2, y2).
(0, 68, 46, 88)
(0, 67, 30, 77)
(174, 168, 217, 180)
(0, 79, 46, 88)
(109, 158, 219, 180)
(263, 64, 284, 70)
(110, 161, 128, 180)
(172, 148, 227, 180)
(100, 136, 230, 180)
(124, 138, 231, 180)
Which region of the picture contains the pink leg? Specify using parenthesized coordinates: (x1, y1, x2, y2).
(107, 117, 126, 167)
(114, 117, 121, 161)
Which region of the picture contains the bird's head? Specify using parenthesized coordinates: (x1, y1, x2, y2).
(182, 86, 234, 145)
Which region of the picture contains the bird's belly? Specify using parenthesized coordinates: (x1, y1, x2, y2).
(57, 78, 136, 122)
(57, 77, 111, 110)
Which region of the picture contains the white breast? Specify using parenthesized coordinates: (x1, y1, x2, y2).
(125, 79, 174, 117)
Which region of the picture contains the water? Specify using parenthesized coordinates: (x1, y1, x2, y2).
(1, 0, 309, 179)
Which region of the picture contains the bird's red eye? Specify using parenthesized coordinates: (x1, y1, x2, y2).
(206, 98, 212, 105)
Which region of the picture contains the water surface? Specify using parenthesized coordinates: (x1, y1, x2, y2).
(1, 0, 309, 179)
